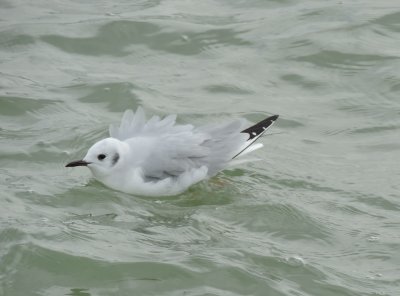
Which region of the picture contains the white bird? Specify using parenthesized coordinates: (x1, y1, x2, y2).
(66, 107, 278, 196)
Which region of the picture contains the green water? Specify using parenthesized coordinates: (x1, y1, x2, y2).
(1, 0, 399, 295)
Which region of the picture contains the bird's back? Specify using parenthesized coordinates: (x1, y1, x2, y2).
(122, 119, 248, 180)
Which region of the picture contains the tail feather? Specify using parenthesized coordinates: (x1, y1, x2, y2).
(232, 114, 279, 159)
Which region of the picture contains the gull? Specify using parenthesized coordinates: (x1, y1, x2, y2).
(66, 107, 278, 196)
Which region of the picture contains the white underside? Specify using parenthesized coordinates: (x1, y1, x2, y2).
(101, 166, 209, 197)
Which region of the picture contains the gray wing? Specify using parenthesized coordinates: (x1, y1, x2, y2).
(142, 119, 248, 179)
(110, 108, 248, 179)
(109, 107, 193, 140)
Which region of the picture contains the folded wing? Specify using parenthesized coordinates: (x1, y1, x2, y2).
(110, 108, 277, 182)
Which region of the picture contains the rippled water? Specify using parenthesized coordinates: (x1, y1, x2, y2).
(1, 0, 400, 295)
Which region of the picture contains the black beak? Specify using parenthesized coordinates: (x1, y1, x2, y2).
(65, 160, 90, 167)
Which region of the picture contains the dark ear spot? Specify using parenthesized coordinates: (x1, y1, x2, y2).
(112, 153, 120, 166)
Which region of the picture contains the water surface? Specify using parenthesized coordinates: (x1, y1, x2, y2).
(1, 0, 399, 295)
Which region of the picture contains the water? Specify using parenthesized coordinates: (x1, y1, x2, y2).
(1, 0, 399, 295)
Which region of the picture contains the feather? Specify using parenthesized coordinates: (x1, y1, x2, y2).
(106, 108, 278, 194)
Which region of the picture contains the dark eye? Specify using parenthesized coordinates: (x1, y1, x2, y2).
(97, 154, 106, 161)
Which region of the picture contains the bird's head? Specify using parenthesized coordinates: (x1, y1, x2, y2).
(66, 137, 125, 178)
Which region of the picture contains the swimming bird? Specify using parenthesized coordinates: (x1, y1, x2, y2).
(66, 107, 278, 196)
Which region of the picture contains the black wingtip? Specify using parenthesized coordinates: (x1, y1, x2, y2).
(270, 115, 279, 121)
(241, 114, 279, 140)
(233, 114, 279, 158)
